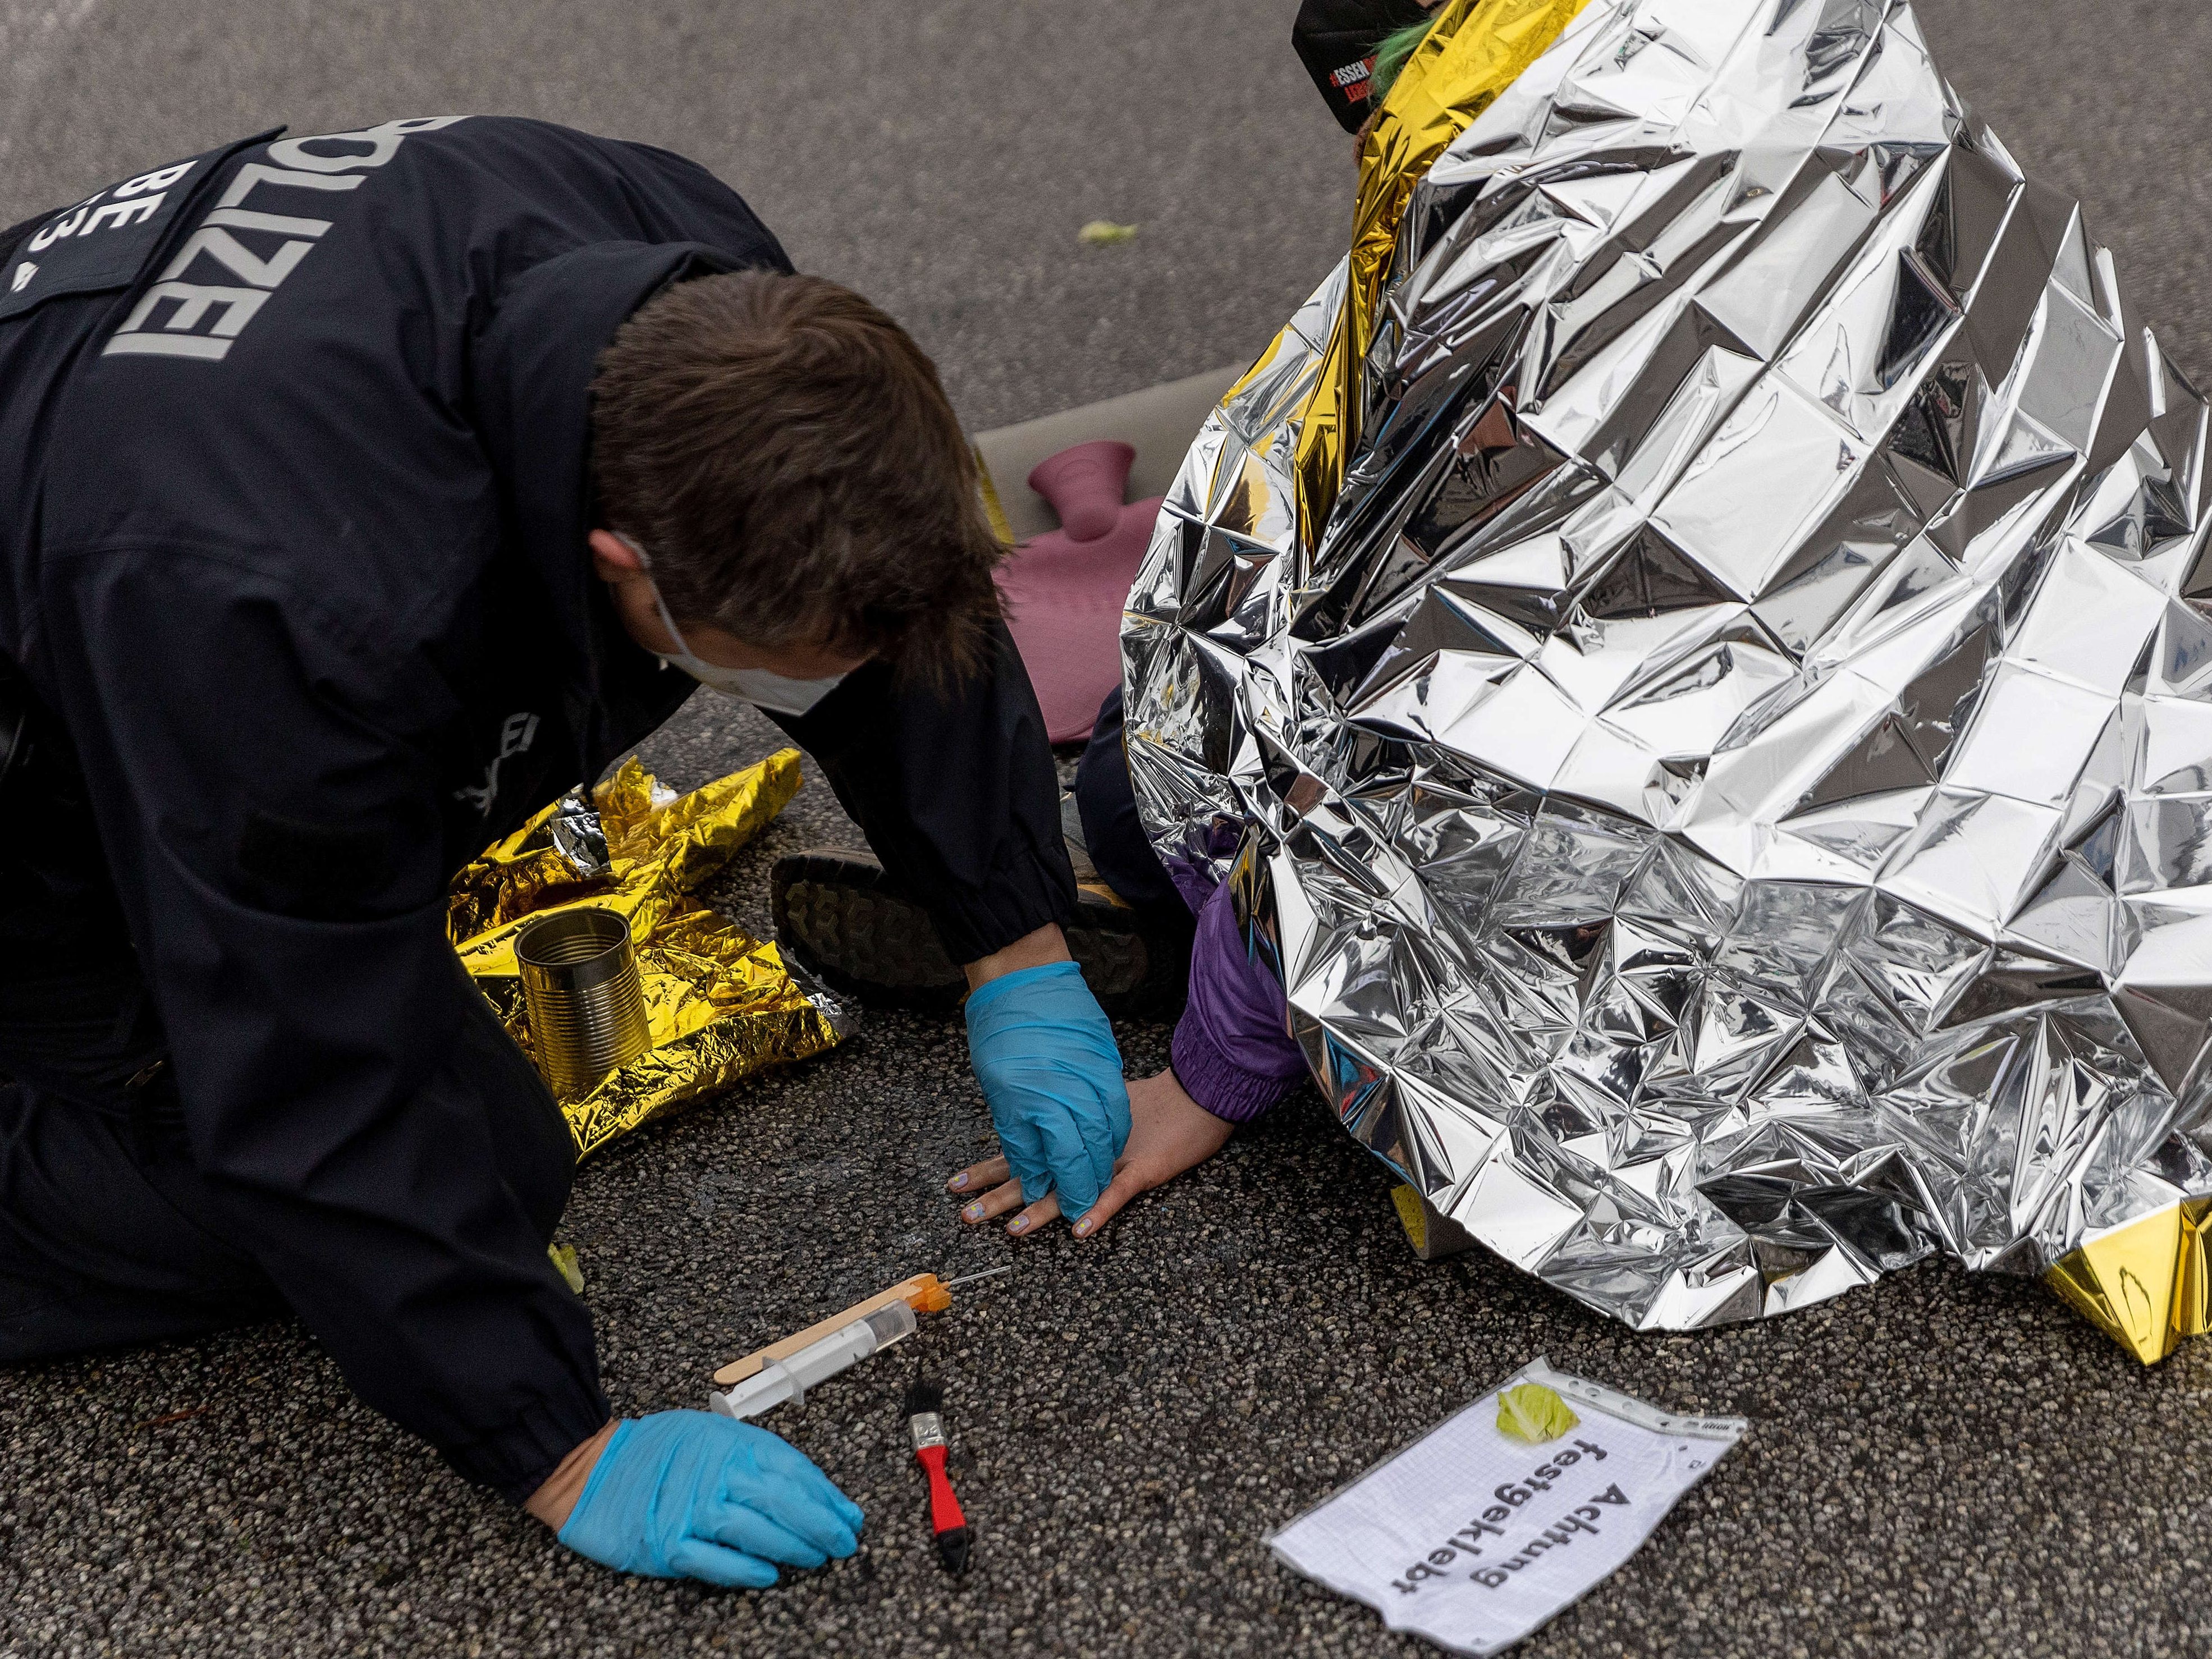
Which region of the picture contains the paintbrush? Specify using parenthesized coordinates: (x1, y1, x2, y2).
(903, 1368, 970, 1574)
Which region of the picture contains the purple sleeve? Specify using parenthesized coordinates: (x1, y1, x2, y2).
(1170, 880, 1309, 1124)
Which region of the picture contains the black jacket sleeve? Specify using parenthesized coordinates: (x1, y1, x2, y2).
(40, 541, 607, 1503)
(770, 622, 1078, 964)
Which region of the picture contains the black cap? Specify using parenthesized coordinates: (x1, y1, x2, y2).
(1292, 0, 1439, 132)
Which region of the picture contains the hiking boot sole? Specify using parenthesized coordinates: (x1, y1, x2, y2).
(771, 848, 1188, 1020)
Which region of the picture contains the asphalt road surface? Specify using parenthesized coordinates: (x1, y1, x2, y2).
(7, 2, 2212, 1656)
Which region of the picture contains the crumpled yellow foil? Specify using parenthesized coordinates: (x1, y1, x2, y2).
(448, 750, 849, 1159)
(2046, 1198, 2212, 1365)
(1237, 0, 1592, 553)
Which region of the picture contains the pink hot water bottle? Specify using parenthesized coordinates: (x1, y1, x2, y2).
(996, 439, 1162, 744)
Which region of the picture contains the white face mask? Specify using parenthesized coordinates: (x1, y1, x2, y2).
(618, 536, 849, 717)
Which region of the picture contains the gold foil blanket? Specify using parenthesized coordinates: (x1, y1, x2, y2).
(448, 750, 848, 1159)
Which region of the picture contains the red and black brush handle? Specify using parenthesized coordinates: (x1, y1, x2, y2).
(908, 1410, 969, 1573)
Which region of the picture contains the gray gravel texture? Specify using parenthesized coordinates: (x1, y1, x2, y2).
(7, 1, 2212, 1655)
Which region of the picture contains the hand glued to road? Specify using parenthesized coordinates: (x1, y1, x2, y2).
(947, 1069, 1234, 1240)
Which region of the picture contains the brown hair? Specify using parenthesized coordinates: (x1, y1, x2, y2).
(590, 270, 1004, 683)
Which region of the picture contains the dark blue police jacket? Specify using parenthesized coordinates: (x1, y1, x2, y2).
(0, 117, 1073, 1500)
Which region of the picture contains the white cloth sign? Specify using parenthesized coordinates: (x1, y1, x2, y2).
(1268, 1358, 1745, 1656)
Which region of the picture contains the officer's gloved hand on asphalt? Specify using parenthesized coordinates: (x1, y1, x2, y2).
(959, 958, 1132, 1231)
(551, 1411, 863, 1588)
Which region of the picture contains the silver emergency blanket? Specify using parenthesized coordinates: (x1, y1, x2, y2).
(1124, 0, 2212, 1334)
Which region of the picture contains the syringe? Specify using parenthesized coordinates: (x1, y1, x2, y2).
(708, 1301, 917, 1420)
(704, 1266, 1011, 1421)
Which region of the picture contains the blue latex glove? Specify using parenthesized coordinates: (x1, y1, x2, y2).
(964, 959, 1132, 1217)
(558, 1411, 863, 1589)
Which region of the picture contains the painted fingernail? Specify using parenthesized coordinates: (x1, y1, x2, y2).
(950, 1173, 969, 1190)
(1009, 1217, 1032, 1235)
(1074, 1218, 1094, 1238)
(962, 1201, 985, 1221)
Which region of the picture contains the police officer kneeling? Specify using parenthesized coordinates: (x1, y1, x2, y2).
(0, 117, 1132, 1586)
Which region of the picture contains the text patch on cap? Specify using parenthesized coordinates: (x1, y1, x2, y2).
(0, 148, 219, 324)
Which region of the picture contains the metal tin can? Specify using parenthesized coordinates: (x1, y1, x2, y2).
(515, 907, 651, 1098)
